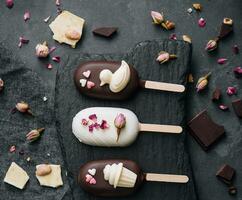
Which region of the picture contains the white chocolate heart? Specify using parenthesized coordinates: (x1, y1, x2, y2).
(83, 70, 91, 78)
(88, 168, 96, 176)
(80, 79, 87, 87)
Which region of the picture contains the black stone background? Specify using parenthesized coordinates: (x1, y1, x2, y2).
(0, 0, 242, 200)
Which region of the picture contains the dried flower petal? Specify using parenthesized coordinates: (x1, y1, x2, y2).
(88, 124, 94, 132)
(9, 145, 16, 153)
(0, 78, 4, 92)
(56, 0, 60, 6)
(89, 114, 97, 122)
(93, 122, 100, 129)
(6, 0, 14, 8)
(46, 63, 53, 70)
(151, 11, 164, 24)
(205, 39, 218, 51)
(18, 36, 29, 48)
(198, 18, 206, 27)
(24, 11, 30, 21)
(196, 72, 211, 92)
(227, 87, 237, 96)
(100, 120, 109, 129)
(233, 66, 242, 78)
(232, 45, 239, 54)
(217, 58, 227, 64)
(44, 16, 51, 23)
(49, 46, 57, 54)
(52, 56, 60, 63)
(219, 104, 229, 111)
(82, 119, 88, 126)
(169, 33, 177, 40)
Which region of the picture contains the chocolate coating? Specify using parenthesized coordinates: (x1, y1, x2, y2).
(78, 159, 144, 197)
(74, 61, 140, 100)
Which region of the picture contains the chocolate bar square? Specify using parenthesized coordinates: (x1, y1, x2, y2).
(216, 164, 235, 185)
(188, 110, 225, 151)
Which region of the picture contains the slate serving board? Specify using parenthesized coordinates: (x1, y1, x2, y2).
(55, 40, 197, 200)
(0, 45, 72, 200)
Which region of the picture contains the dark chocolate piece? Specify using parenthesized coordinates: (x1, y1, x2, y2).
(74, 61, 139, 100)
(92, 27, 118, 38)
(216, 164, 235, 185)
(219, 23, 233, 39)
(212, 88, 221, 102)
(188, 110, 225, 151)
(78, 159, 144, 197)
(232, 99, 242, 117)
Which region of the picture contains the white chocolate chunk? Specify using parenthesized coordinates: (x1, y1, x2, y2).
(4, 162, 29, 189)
(49, 11, 85, 48)
(72, 107, 139, 147)
(35, 165, 63, 188)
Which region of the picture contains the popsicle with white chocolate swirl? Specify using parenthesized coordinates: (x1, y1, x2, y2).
(74, 60, 185, 100)
(72, 107, 182, 147)
(78, 159, 189, 197)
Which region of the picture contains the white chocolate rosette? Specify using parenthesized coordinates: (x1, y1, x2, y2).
(103, 163, 137, 188)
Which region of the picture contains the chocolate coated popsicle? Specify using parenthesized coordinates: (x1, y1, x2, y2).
(78, 159, 189, 197)
(74, 60, 185, 100)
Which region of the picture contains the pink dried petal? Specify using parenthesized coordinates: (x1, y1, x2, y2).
(56, 0, 61, 6)
(217, 58, 227, 64)
(18, 36, 29, 48)
(24, 11, 30, 21)
(232, 45, 239, 54)
(233, 66, 242, 78)
(49, 46, 57, 54)
(9, 145, 16, 153)
(44, 16, 51, 23)
(46, 63, 53, 70)
(89, 114, 97, 122)
(87, 81, 95, 89)
(198, 18, 206, 27)
(169, 33, 177, 40)
(6, 0, 14, 8)
(100, 120, 109, 129)
(81, 119, 88, 126)
(93, 122, 100, 129)
(227, 87, 237, 96)
(219, 104, 229, 111)
(52, 56, 60, 63)
(88, 124, 94, 132)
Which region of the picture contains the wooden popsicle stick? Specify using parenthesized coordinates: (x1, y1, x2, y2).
(143, 80, 185, 93)
(139, 123, 182, 134)
(145, 173, 189, 184)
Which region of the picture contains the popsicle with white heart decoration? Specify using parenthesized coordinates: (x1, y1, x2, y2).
(72, 107, 182, 147)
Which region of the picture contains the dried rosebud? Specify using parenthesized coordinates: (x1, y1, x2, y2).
(233, 66, 242, 78)
(26, 128, 45, 142)
(232, 45, 239, 54)
(156, 51, 177, 64)
(151, 11, 164, 24)
(198, 18, 206, 27)
(193, 3, 202, 11)
(114, 113, 126, 142)
(219, 104, 229, 111)
(162, 20, 175, 30)
(6, 0, 14, 8)
(182, 35, 192, 43)
(217, 58, 227, 64)
(15, 101, 33, 115)
(0, 78, 4, 92)
(196, 72, 211, 92)
(227, 87, 237, 96)
(9, 145, 16, 153)
(205, 39, 218, 52)
(35, 42, 49, 58)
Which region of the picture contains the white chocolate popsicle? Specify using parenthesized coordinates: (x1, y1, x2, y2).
(72, 107, 182, 147)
